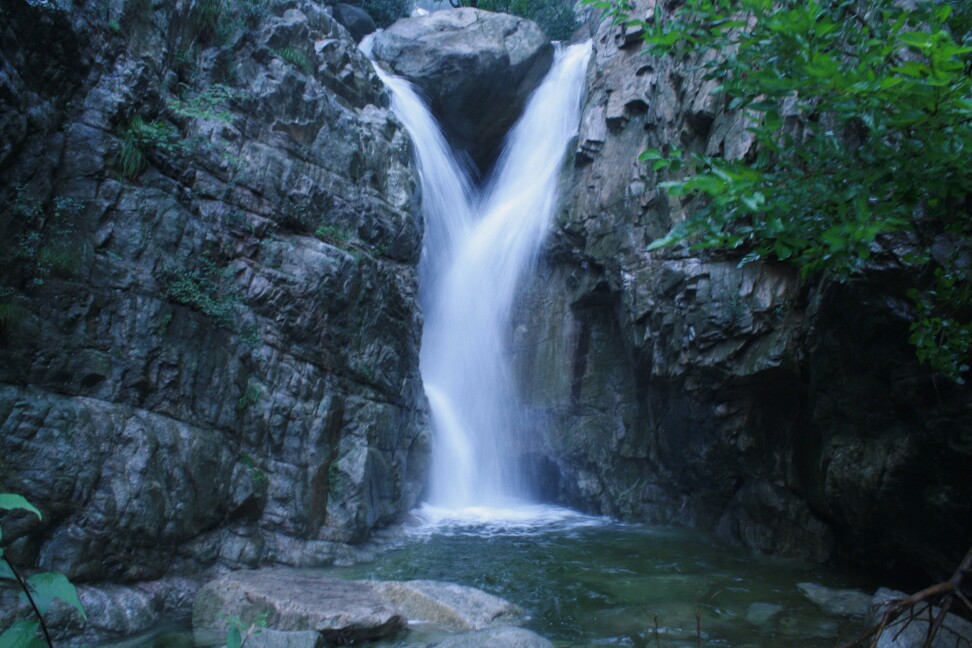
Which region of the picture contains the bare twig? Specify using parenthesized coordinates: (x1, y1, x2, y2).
(840, 546, 972, 648)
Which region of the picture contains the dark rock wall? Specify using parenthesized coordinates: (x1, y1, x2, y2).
(0, 0, 429, 583)
(513, 0, 972, 581)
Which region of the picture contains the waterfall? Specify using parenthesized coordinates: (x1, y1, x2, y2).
(372, 41, 592, 511)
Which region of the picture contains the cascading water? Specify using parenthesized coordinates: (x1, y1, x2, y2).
(371, 41, 592, 512)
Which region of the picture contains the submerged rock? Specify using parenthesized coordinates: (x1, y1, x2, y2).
(866, 588, 972, 648)
(798, 582, 871, 618)
(374, 580, 523, 631)
(370, 8, 554, 173)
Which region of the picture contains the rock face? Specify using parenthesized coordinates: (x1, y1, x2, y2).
(511, 0, 972, 580)
(370, 8, 554, 173)
(0, 0, 428, 591)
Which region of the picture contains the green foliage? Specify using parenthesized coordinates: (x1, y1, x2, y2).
(168, 83, 243, 122)
(190, 0, 224, 41)
(239, 452, 268, 487)
(224, 612, 267, 648)
(9, 192, 84, 287)
(237, 382, 260, 411)
(0, 290, 23, 334)
(160, 258, 239, 329)
(0, 493, 86, 647)
(606, 0, 972, 382)
(118, 116, 182, 179)
(479, 0, 578, 40)
(272, 47, 312, 74)
(314, 225, 352, 245)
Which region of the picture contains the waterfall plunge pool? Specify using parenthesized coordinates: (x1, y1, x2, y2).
(323, 503, 875, 647)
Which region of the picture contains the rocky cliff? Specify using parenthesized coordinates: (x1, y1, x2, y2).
(0, 0, 429, 593)
(512, 0, 972, 582)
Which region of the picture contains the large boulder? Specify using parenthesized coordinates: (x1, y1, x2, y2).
(370, 8, 554, 173)
(192, 570, 536, 645)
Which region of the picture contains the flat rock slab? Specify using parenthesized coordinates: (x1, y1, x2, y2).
(193, 569, 405, 643)
(374, 580, 523, 631)
(798, 582, 872, 617)
(193, 570, 532, 644)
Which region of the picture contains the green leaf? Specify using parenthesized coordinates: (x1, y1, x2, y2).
(0, 495, 41, 521)
(0, 620, 45, 648)
(226, 625, 242, 648)
(24, 572, 86, 619)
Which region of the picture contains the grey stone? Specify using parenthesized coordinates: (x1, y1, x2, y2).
(745, 603, 784, 626)
(370, 8, 553, 171)
(432, 626, 554, 647)
(192, 569, 405, 643)
(867, 589, 972, 648)
(247, 628, 325, 648)
(374, 580, 524, 631)
(798, 582, 871, 618)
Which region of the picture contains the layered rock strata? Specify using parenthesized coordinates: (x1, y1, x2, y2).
(0, 0, 429, 588)
(511, 0, 972, 581)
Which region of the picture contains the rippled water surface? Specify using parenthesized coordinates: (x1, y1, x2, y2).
(325, 504, 873, 647)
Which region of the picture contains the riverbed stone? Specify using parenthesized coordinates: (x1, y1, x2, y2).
(798, 582, 872, 618)
(866, 588, 972, 648)
(374, 580, 524, 631)
(370, 8, 553, 172)
(193, 570, 406, 642)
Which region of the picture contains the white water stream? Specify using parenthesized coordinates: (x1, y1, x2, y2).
(371, 41, 592, 513)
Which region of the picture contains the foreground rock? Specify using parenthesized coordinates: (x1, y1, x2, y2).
(798, 582, 871, 618)
(194, 571, 405, 642)
(370, 8, 553, 172)
(192, 570, 533, 644)
(867, 589, 972, 647)
(374, 580, 523, 631)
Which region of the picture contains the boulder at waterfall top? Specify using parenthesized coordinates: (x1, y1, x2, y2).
(192, 569, 529, 644)
(370, 8, 554, 173)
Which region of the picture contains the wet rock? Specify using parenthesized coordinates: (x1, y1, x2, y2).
(0, 0, 429, 628)
(798, 582, 871, 618)
(331, 3, 376, 42)
(745, 603, 784, 626)
(370, 8, 553, 172)
(867, 588, 972, 648)
(431, 626, 554, 647)
(374, 580, 524, 631)
(192, 570, 405, 643)
(511, 0, 972, 580)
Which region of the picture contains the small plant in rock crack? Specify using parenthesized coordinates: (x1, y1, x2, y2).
(0, 494, 87, 647)
(8, 190, 85, 287)
(158, 257, 240, 329)
(272, 47, 312, 74)
(224, 612, 267, 648)
(117, 115, 183, 179)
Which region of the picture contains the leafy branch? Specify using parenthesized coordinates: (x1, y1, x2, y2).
(600, 0, 972, 381)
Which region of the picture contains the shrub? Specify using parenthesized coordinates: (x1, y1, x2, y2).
(602, 0, 972, 382)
